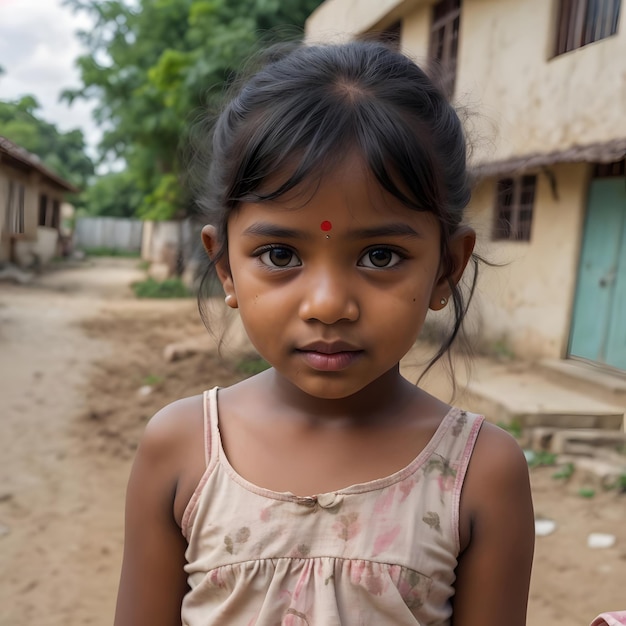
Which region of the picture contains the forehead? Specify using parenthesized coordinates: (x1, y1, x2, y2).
(230, 153, 440, 235)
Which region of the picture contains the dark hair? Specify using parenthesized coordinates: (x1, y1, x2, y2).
(193, 40, 477, 373)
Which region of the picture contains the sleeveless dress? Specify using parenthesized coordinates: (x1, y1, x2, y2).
(181, 388, 484, 626)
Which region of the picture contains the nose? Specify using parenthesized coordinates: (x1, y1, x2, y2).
(298, 268, 359, 324)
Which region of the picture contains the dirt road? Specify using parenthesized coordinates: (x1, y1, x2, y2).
(0, 258, 624, 626)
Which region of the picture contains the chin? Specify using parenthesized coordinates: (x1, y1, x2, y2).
(289, 377, 374, 401)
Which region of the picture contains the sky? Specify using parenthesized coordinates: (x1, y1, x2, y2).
(0, 0, 100, 153)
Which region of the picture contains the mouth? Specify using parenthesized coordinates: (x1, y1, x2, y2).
(297, 340, 361, 354)
(295, 341, 364, 372)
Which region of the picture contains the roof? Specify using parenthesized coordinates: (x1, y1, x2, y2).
(0, 135, 79, 193)
(472, 138, 626, 179)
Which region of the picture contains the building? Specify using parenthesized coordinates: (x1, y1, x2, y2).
(0, 136, 77, 267)
(306, 0, 626, 373)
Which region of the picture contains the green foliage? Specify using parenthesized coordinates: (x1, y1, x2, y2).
(527, 451, 557, 468)
(496, 419, 522, 439)
(0, 96, 95, 204)
(132, 277, 192, 298)
(236, 355, 271, 377)
(81, 170, 143, 217)
(84, 246, 140, 257)
(63, 0, 324, 220)
(578, 487, 596, 499)
(142, 373, 164, 385)
(552, 462, 575, 480)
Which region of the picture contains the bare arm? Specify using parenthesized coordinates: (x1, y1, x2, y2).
(452, 423, 535, 626)
(114, 399, 203, 626)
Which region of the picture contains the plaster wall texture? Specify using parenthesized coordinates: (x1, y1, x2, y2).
(467, 162, 589, 359)
(305, 0, 625, 362)
(307, 0, 626, 163)
(305, 0, 425, 41)
(458, 0, 626, 163)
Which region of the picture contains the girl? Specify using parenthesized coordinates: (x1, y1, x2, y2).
(115, 41, 535, 626)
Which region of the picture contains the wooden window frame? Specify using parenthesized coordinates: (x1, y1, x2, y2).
(555, 0, 621, 55)
(428, 0, 462, 99)
(493, 175, 537, 242)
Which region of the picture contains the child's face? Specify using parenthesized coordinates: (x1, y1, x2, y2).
(211, 153, 460, 400)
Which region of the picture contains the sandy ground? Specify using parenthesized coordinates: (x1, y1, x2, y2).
(0, 257, 624, 626)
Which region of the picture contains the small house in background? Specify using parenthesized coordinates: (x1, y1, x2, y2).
(306, 0, 626, 373)
(0, 135, 78, 268)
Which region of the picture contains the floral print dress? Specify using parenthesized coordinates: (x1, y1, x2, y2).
(181, 388, 484, 626)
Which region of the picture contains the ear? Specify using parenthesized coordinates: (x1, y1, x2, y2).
(201, 224, 238, 308)
(430, 226, 476, 311)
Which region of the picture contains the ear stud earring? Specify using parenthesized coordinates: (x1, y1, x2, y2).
(440, 297, 448, 306)
(224, 294, 237, 308)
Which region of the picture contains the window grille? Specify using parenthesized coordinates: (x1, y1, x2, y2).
(493, 175, 537, 242)
(555, 0, 621, 55)
(429, 0, 462, 99)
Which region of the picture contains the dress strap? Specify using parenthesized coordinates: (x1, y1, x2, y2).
(181, 387, 221, 539)
(203, 387, 221, 469)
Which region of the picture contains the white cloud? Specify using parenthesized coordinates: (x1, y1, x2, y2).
(0, 0, 100, 154)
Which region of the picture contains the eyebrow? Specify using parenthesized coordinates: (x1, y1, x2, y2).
(348, 224, 422, 239)
(242, 222, 422, 240)
(242, 223, 308, 239)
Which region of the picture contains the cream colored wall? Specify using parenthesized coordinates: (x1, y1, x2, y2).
(467, 163, 590, 359)
(399, 4, 432, 60)
(304, 0, 618, 360)
(306, 0, 431, 41)
(308, 0, 626, 161)
(457, 0, 626, 162)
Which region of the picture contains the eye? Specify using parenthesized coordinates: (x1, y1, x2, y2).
(358, 248, 403, 269)
(258, 246, 301, 268)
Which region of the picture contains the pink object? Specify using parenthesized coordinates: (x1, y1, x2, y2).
(591, 612, 626, 626)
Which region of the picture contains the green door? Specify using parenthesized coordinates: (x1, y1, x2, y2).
(569, 178, 626, 371)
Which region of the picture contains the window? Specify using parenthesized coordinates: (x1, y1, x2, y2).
(593, 158, 626, 177)
(52, 199, 61, 229)
(5, 180, 25, 235)
(39, 194, 48, 226)
(429, 0, 461, 98)
(493, 176, 537, 242)
(555, 0, 621, 55)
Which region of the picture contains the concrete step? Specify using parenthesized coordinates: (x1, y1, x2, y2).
(538, 359, 626, 407)
(461, 360, 625, 430)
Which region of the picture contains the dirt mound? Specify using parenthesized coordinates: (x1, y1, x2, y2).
(75, 304, 246, 461)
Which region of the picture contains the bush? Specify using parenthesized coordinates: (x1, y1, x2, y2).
(132, 277, 192, 299)
(84, 247, 140, 258)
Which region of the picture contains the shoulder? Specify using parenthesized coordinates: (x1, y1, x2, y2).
(133, 394, 206, 525)
(140, 394, 205, 455)
(459, 419, 533, 545)
(464, 420, 531, 508)
(470, 420, 529, 480)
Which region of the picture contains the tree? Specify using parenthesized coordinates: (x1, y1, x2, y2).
(0, 96, 95, 195)
(63, 0, 323, 220)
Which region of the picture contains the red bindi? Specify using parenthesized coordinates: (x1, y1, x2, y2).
(320, 220, 332, 232)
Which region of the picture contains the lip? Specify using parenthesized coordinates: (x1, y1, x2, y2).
(296, 341, 364, 372)
(297, 340, 361, 354)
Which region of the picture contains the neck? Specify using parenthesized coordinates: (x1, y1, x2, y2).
(257, 366, 418, 429)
